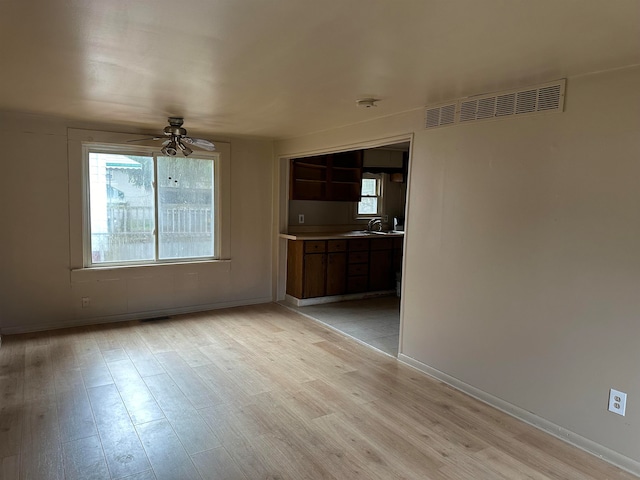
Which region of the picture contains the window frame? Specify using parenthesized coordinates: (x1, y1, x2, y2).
(68, 128, 231, 273)
(355, 173, 384, 219)
(83, 143, 220, 267)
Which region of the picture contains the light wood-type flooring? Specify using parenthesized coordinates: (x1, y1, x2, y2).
(0, 303, 635, 480)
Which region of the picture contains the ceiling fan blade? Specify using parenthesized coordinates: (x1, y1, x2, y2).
(127, 136, 164, 143)
(183, 137, 216, 151)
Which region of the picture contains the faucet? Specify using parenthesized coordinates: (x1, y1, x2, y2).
(367, 218, 382, 232)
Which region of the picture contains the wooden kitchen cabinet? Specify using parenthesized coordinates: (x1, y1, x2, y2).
(369, 250, 394, 291)
(347, 239, 369, 293)
(302, 241, 326, 297)
(290, 150, 363, 202)
(287, 240, 326, 299)
(393, 236, 403, 274)
(303, 253, 326, 298)
(286, 237, 402, 300)
(326, 240, 347, 296)
(289, 156, 327, 201)
(288, 238, 349, 299)
(369, 238, 394, 291)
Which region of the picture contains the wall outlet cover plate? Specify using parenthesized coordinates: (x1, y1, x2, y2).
(608, 388, 627, 416)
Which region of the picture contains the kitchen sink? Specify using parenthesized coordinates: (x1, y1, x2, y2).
(368, 230, 404, 235)
(342, 230, 403, 236)
(342, 230, 376, 236)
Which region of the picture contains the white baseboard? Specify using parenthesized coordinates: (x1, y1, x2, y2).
(284, 290, 396, 307)
(397, 353, 640, 478)
(1, 296, 273, 335)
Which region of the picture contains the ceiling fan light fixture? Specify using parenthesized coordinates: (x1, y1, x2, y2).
(177, 140, 192, 156)
(129, 118, 215, 154)
(161, 140, 178, 156)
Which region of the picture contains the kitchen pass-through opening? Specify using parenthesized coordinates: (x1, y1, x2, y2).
(278, 139, 411, 356)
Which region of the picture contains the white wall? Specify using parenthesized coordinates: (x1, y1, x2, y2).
(275, 65, 640, 471)
(288, 199, 357, 227)
(0, 113, 274, 333)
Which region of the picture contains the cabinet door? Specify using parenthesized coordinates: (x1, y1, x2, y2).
(326, 252, 347, 296)
(286, 240, 304, 299)
(369, 250, 394, 291)
(303, 254, 326, 298)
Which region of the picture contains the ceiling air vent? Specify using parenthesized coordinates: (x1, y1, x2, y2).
(424, 79, 565, 129)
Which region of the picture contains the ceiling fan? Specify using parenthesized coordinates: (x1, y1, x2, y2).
(128, 117, 215, 156)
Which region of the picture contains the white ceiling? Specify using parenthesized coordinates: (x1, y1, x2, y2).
(1, 1, 638, 139)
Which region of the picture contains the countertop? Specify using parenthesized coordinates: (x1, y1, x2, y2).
(280, 230, 405, 241)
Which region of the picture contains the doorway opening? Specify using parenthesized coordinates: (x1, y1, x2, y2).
(277, 139, 411, 357)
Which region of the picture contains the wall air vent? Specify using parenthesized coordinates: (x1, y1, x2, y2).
(424, 79, 566, 129)
(425, 102, 457, 129)
(477, 97, 496, 119)
(459, 100, 478, 123)
(537, 83, 563, 111)
(496, 93, 516, 117)
(516, 89, 537, 115)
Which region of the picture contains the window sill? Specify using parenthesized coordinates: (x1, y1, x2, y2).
(70, 259, 231, 283)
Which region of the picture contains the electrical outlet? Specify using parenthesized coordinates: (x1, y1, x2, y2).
(81, 297, 90, 308)
(382, 215, 389, 223)
(608, 388, 627, 416)
(298, 214, 305, 224)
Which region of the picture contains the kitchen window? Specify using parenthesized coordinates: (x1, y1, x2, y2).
(85, 146, 218, 266)
(357, 173, 383, 217)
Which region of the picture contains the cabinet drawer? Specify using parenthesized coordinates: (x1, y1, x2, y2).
(348, 263, 368, 276)
(370, 238, 393, 251)
(348, 251, 369, 264)
(304, 241, 326, 253)
(348, 239, 369, 251)
(327, 240, 347, 252)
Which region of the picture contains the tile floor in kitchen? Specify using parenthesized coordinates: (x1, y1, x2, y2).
(284, 295, 400, 356)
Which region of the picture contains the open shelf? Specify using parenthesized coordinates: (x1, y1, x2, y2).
(290, 150, 363, 202)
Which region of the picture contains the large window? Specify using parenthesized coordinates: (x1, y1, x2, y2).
(357, 174, 383, 216)
(86, 147, 217, 265)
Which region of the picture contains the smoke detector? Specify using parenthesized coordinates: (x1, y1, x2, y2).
(356, 98, 379, 108)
